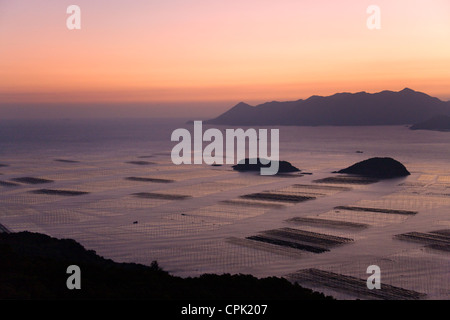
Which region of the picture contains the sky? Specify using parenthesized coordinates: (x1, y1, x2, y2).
(0, 0, 449, 118)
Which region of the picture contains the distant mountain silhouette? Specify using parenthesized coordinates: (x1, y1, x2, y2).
(410, 115, 450, 132)
(206, 89, 450, 126)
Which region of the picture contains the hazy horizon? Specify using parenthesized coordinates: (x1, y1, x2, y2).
(0, 87, 449, 120)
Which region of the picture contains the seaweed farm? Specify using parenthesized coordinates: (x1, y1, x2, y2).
(0, 180, 20, 187)
(31, 189, 90, 196)
(313, 176, 379, 185)
(12, 177, 54, 184)
(288, 269, 426, 300)
(316, 204, 415, 227)
(240, 192, 315, 203)
(125, 177, 175, 183)
(132, 192, 191, 200)
(54, 159, 80, 163)
(334, 206, 417, 216)
(245, 228, 353, 254)
(286, 217, 368, 230)
(125, 161, 156, 166)
(0, 121, 449, 299)
(394, 229, 450, 252)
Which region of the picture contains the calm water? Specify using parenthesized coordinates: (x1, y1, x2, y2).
(0, 118, 449, 299)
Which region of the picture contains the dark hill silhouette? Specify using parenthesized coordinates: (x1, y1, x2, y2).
(0, 231, 332, 300)
(410, 115, 450, 132)
(206, 89, 450, 126)
(337, 157, 410, 179)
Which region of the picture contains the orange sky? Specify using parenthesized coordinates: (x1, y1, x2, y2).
(1, 0, 449, 112)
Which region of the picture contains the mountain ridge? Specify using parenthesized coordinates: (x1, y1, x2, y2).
(205, 88, 450, 126)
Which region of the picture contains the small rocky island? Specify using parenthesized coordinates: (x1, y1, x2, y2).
(232, 158, 300, 173)
(410, 115, 450, 132)
(337, 157, 410, 179)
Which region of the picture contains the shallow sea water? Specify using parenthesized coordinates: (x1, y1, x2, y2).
(0, 118, 449, 299)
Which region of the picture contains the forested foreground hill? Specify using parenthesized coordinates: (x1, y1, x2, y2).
(0, 232, 332, 300)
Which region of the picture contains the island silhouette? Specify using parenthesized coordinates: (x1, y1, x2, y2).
(410, 115, 450, 132)
(336, 157, 410, 179)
